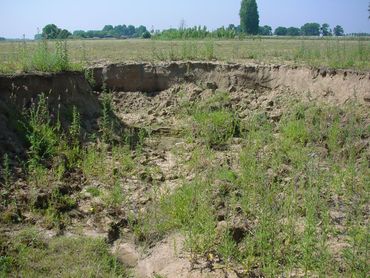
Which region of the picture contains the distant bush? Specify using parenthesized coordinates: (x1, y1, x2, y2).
(142, 31, 151, 39)
(300, 23, 321, 36)
(286, 27, 301, 36)
(259, 25, 272, 36)
(72, 24, 149, 39)
(274, 26, 288, 36)
(0, 37, 5, 41)
(42, 24, 71, 39)
(333, 25, 345, 36)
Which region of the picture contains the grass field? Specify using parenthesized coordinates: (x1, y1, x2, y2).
(0, 37, 369, 73)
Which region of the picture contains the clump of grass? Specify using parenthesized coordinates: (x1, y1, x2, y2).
(24, 94, 82, 178)
(0, 228, 126, 277)
(22, 40, 77, 72)
(151, 40, 218, 61)
(103, 181, 125, 209)
(81, 145, 108, 182)
(100, 91, 116, 143)
(1, 154, 11, 190)
(65, 106, 81, 168)
(185, 91, 239, 147)
(86, 186, 101, 197)
(134, 179, 216, 253)
(192, 110, 238, 147)
(203, 40, 216, 60)
(81, 144, 135, 186)
(84, 68, 96, 87)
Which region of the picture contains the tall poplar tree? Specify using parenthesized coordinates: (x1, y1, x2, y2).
(240, 0, 259, 35)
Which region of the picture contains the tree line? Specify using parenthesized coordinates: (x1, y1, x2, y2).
(239, 0, 345, 36)
(34, 22, 348, 41)
(35, 24, 151, 40)
(152, 23, 345, 40)
(154, 0, 347, 39)
(273, 23, 344, 37)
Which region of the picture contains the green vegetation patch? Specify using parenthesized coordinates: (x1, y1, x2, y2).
(181, 91, 240, 147)
(133, 101, 369, 277)
(0, 228, 126, 277)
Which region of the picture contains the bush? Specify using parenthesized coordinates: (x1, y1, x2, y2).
(25, 93, 59, 169)
(193, 110, 239, 147)
(21, 40, 76, 72)
(142, 31, 151, 39)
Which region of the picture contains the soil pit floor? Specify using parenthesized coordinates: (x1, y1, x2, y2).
(0, 63, 369, 278)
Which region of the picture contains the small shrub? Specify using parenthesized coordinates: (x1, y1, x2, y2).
(1, 154, 11, 189)
(81, 145, 107, 182)
(193, 110, 239, 147)
(25, 93, 58, 170)
(100, 92, 115, 143)
(54, 40, 69, 71)
(217, 230, 238, 265)
(203, 40, 216, 60)
(86, 186, 101, 197)
(84, 68, 96, 88)
(104, 182, 125, 209)
(134, 180, 217, 254)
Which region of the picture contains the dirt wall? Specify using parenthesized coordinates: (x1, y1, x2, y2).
(92, 62, 370, 104)
(0, 72, 101, 158)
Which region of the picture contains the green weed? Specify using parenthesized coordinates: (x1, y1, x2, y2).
(0, 228, 126, 277)
(100, 91, 115, 143)
(24, 93, 59, 170)
(1, 154, 11, 190)
(193, 110, 239, 147)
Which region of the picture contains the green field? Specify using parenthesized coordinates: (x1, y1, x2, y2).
(0, 37, 369, 73)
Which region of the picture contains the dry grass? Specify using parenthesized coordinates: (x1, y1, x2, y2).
(0, 38, 369, 73)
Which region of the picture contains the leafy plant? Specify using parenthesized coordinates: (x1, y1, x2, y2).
(100, 91, 115, 143)
(193, 110, 239, 147)
(25, 93, 59, 170)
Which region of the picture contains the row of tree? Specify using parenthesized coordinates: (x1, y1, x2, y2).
(239, 0, 346, 37)
(35, 24, 72, 40)
(273, 23, 344, 37)
(72, 24, 151, 39)
(153, 23, 345, 40)
(36, 24, 151, 40)
(36, 22, 347, 41)
(153, 25, 245, 40)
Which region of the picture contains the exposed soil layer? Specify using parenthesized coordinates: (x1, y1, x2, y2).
(0, 62, 369, 277)
(91, 62, 370, 104)
(0, 72, 101, 158)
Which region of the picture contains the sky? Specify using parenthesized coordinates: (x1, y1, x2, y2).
(0, 0, 369, 38)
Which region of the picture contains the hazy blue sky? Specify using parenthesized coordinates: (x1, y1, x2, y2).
(1, 0, 369, 38)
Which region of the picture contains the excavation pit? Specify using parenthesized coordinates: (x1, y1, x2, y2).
(0, 62, 369, 277)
